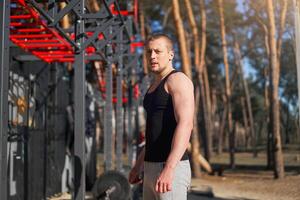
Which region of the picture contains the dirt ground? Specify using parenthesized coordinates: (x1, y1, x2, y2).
(189, 151, 300, 200)
(93, 150, 300, 200)
(189, 172, 300, 200)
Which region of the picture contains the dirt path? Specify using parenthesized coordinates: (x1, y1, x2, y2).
(190, 172, 300, 200)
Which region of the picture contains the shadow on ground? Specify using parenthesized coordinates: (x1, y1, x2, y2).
(188, 191, 258, 200)
(210, 163, 300, 176)
(187, 185, 259, 200)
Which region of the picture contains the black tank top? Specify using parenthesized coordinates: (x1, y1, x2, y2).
(143, 70, 189, 162)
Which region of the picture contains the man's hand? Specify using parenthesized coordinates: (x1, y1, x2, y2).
(128, 166, 143, 184)
(155, 165, 175, 193)
(128, 148, 145, 184)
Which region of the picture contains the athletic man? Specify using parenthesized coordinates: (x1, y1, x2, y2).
(129, 34, 194, 200)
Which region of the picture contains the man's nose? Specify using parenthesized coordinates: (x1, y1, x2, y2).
(150, 51, 156, 58)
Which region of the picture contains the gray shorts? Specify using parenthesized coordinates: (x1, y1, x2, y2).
(143, 160, 191, 200)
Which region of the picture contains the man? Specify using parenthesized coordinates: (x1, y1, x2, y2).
(129, 34, 194, 200)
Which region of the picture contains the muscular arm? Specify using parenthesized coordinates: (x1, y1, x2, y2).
(155, 72, 194, 193)
(166, 73, 194, 168)
(128, 147, 145, 184)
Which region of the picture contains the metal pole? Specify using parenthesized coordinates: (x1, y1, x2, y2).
(125, 4, 134, 166)
(294, 0, 300, 128)
(0, 0, 10, 199)
(116, 29, 124, 171)
(127, 69, 133, 167)
(104, 26, 114, 171)
(73, 0, 86, 199)
(24, 77, 30, 200)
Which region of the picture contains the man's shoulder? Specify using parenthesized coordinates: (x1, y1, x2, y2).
(167, 71, 193, 85)
(166, 71, 193, 92)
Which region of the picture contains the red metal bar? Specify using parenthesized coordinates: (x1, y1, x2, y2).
(57, 58, 75, 62)
(86, 46, 96, 53)
(10, 34, 53, 38)
(22, 43, 68, 48)
(10, 14, 31, 19)
(10, 22, 23, 26)
(39, 55, 74, 58)
(13, 0, 72, 49)
(17, 39, 59, 43)
(112, 97, 128, 104)
(10, 22, 39, 27)
(32, 50, 73, 55)
(130, 42, 144, 52)
(9, 0, 140, 65)
(131, 42, 144, 47)
(31, 51, 49, 62)
(14, 0, 26, 6)
(17, 28, 46, 33)
(110, 4, 135, 16)
(116, 10, 134, 16)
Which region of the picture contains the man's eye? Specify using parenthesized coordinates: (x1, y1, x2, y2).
(146, 50, 161, 54)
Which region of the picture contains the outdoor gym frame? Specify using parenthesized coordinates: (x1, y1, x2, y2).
(0, 0, 142, 199)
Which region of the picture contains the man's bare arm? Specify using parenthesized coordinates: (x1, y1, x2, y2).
(128, 147, 145, 184)
(155, 72, 194, 193)
(165, 72, 194, 168)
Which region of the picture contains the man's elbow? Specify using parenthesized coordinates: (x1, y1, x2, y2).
(188, 123, 193, 133)
(178, 120, 193, 132)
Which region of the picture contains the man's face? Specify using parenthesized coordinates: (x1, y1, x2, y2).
(146, 38, 174, 73)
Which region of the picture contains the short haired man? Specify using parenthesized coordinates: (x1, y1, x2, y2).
(129, 34, 194, 200)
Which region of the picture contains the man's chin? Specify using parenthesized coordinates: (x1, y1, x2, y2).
(149, 68, 159, 73)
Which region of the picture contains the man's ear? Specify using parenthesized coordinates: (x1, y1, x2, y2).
(169, 51, 174, 60)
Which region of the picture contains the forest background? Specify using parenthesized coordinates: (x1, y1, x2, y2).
(138, 0, 300, 199)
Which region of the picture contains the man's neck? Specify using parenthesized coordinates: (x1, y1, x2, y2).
(155, 67, 174, 81)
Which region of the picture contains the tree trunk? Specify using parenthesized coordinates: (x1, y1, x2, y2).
(295, 116, 300, 142)
(233, 40, 257, 156)
(94, 61, 105, 151)
(198, 74, 210, 160)
(218, 0, 235, 168)
(200, 0, 213, 161)
(139, 0, 148, 75)
(86, 0, 100, 12)
(172, 0, 192, 78)
(211, 88, 218, 152)
(184, 0, 199, 68)
(162, 7, 173, 29)
(266, 0, 285, 179)
(184, 0, 210, 161)
(217, 94, 227, 155)
(255, 4, 274, 169)
(240, 97, 250, 149)
(192, 87, 202, 177)
(172, 0, 203, 176)
(285, 101, 290, 144)
(58, 2, 71, 28)
(276, 0, 288, 63)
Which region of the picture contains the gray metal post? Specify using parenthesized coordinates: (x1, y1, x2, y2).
(0, 0, 10, 199)
(104, 26, 114, 171)
(294, 0, 300, 128)
(127, 70, 133, 167)
(116, 29, 124, 171)
(73, 1, 86, 199)
(126, 2, 134, 167)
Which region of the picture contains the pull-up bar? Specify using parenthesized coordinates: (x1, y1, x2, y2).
(10, 0, 142, 63)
